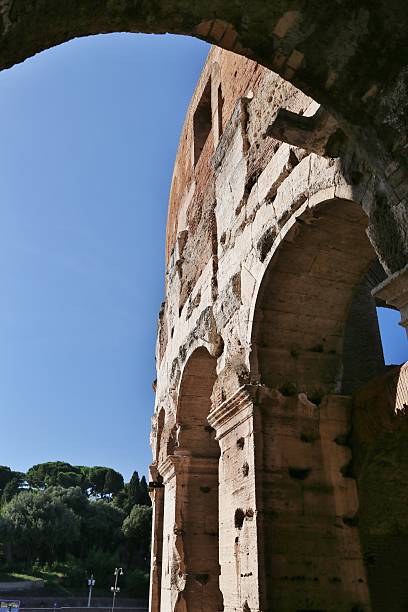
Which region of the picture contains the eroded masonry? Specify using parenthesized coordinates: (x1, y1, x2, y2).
(149, 48, 408, 612)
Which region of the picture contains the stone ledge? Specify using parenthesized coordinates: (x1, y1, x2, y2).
(373, 264, 408, 333)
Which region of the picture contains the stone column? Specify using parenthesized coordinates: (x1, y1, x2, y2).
(208, 386, 265, 612)
(158, 453, 223, 612)
(373, 264, 408, 335)
(157, 455, 189, 612)
(148, 463, 165, 612)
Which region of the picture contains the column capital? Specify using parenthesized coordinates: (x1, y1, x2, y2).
(157, 454, 190, 483)
(373, 264, 408, 334)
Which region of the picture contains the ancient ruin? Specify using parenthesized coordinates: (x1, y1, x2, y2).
(149, 48, 408, 611)
(1, 2, 407, 609)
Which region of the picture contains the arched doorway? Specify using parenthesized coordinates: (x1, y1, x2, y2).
(250, 198, 379, 611)
(160, 347, 223, 612)
(250, 198, 384, 398)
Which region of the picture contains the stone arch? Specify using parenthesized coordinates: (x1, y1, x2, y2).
(247, 197, 384, 610)
(2, 3, 408, 275)
(176, 346, 219, 456)
(166, 346, 223, 612)
(0, 1, 406, 162)
(250, 197, 386, 399)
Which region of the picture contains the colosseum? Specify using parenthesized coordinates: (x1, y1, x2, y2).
(149, 47, 408, 612)
(1, 1, 407, 610)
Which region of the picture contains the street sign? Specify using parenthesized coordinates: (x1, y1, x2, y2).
(1, 601, 20, 612)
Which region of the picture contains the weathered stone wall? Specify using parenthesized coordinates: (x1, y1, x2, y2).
(150, 47, 407, 611)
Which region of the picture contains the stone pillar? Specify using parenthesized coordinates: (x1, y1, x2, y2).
(208, 386, 264, 612)
(158, 453, 223, 612)
(373, 264, 408, 336)
(255, 388, 371, 611)
(148, 463, 165, 612)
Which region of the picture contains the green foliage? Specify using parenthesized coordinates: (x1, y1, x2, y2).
(115, 472, 150, 514)
(86, 466, 124, 498)
(0, 467, 15, 490)
(0, 466, 25, 504)
(122, 505, 152, 547)
(80, 547, 121, 586)
(2, 478, 24, 504)
(1, 489, 81, 563)
(122, 505, 152, 566)
(26, 462, 90, 492)
(0, 462, 151, 595)
(125, 568, 150, 598)
(83, 501, 125, 552)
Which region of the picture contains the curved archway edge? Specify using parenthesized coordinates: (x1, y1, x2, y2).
(1, 1, 407, 276)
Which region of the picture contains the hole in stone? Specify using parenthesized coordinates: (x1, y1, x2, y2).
(195, 573, 209, 585)
(300, 431, 318, 443)
(307, 388, 325, 405)
(246, 508, 254, 518)
(200, 486, 211, 493)
(235, 536, 239, 544)
(217, 83, 224, 138)
(340, 460, 355, 478)
(242, 602, 250, 612)
(193, 77, 212, 167)
(334, 433, 351, 447)
(236, 437, 245, 449)
(235, 508, 245, 529)
(288, 467, 311, 480)
(279, 381, 298, 396)
(242, 461, 249, 476)
(342, 514, 359, 527)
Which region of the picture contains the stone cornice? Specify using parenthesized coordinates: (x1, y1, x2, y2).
(158, 453, 219, 482)
(208, 385, 258, 439)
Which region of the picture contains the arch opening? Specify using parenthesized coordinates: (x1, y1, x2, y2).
(173, 347, 223, 612)
(250, 198, 386, 399)
(249, 198, 391, 610)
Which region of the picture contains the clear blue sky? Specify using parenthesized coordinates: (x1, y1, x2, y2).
(0, 34, 406, 482)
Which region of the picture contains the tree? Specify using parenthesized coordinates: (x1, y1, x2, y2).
(104, 469, 124, 497)
(87, 466, 124, 499)
(57, 471, 84, 489)
(48, 485, 89, 516)
(82, 500, 124, 551)
(127, 471, 141, 505)
(0, 466, 25, 503)
(2, 477, 23, 504)
(26, 462, 83, 489)
(0, 489, 80, 562)
(139, 476, 151, 506)
(0, 466, 14, 490)
(115, 472, 151, 514)
(122, 505, 152, 565)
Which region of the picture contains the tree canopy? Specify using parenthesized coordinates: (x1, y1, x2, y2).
(0, 462, 151, 596)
